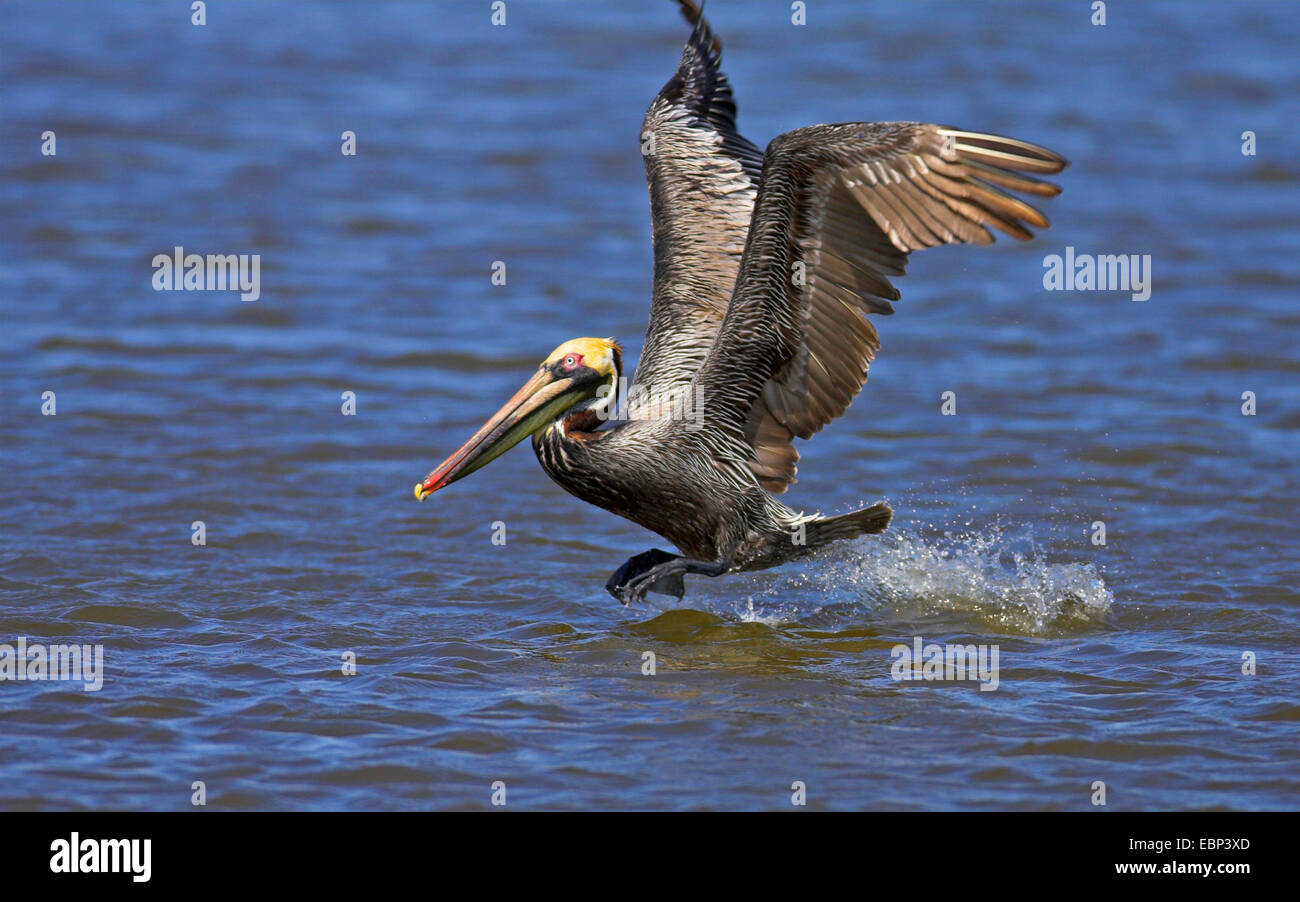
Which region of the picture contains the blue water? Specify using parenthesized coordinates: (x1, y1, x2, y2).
(1, 0, 1297, 810)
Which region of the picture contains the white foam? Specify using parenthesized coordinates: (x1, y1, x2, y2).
(722, 525, 1114, 635)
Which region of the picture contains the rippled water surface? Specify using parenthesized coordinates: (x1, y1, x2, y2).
(1, 1, 1297, 810)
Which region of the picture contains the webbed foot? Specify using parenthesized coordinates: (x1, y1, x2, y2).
(606, 551, 728, 605)
(606, 549, 685, 604)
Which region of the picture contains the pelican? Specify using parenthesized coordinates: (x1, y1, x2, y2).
(414, 1, 1066, 604)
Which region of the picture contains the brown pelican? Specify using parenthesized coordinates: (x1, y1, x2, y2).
(414, 1, 1066, 604)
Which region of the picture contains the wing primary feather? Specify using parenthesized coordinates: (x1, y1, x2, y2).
(694, 120, 1065, 485)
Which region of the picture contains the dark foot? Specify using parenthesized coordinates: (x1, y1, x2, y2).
(606, 549, 684, 603)
(607, 552, 728, 605)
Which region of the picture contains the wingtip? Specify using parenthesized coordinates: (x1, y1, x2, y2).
(676, 0, 704, 27)
(676, 0, 722, 56)
(939, 128, 1068, 175)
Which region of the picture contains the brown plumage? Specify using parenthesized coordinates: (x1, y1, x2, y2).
(415, 2, 1066, 604)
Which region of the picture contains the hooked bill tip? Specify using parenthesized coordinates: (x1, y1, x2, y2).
(414, 482, 428, 502)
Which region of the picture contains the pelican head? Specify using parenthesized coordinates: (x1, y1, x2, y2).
(414, 337, 622, 500)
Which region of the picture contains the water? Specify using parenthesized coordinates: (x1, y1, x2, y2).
(1, 0, 1297, 810)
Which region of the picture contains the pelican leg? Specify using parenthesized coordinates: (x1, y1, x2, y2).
(610, 554, 728, 605)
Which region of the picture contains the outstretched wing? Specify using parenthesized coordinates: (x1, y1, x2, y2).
(630, 1, 763, 406)
(695, 122, 1067, 489)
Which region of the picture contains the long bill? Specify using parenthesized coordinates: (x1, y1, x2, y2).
(414, 369, 585, 500)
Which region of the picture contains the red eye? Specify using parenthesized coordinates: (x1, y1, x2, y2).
(563, 354, 581, 369)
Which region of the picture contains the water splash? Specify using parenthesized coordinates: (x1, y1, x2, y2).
(721, 525, 1114, 635)
(736, 597, 791, 627)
